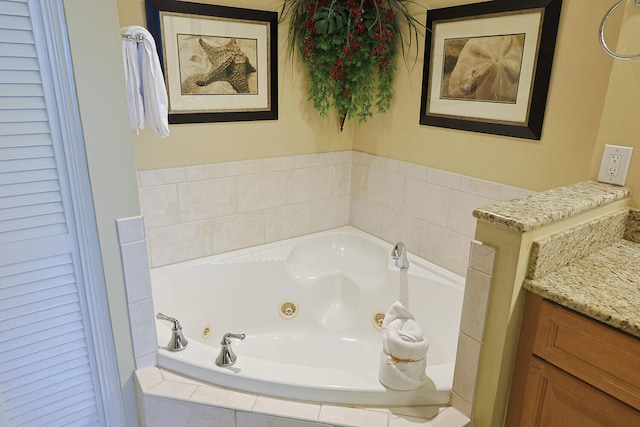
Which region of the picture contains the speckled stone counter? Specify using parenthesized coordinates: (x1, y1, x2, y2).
(475, 180, 638, 338)
(473, 181, 630, 232)
(524, 235, 640, 338)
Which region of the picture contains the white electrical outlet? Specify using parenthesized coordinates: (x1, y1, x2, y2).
(607, 154, 622, 176)
(598, 144, 633, 186)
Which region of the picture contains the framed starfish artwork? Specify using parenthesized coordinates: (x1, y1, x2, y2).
(145, 0, 278, 123)
(419, 0, 562, 140)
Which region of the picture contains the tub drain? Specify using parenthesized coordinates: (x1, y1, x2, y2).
(372, 312, 385, 331)
(279, 301, 298, 319)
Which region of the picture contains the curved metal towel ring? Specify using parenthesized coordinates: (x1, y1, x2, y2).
(600, 0, 640, 60)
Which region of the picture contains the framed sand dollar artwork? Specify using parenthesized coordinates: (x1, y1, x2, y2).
(419, 0, 562, 140)
(145, 0, 278, 123)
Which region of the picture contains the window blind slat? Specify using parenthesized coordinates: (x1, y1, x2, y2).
(0, 108, 48, 123)
(0, 301, 78, 333)
(0, 82, 43, 96)
(0, 96, 45, 110)
(0, 132, 52, 147)
(0, 144, 52, 160)
(0, 179, 61, 198)
(0, 168, 58, 186)
(16, 396, 98, 427)
(0, 69, 41, 84)
(0, 192, 63, 212)
(0, 200, 62, 221)
(0, 55, 38, 71)
(0, 223, 67, 243)
(0, 336, 86, 373)
(0, 328, 87, 367)
(0, 41, 36, 57)
(0, 260, 73, 289)
(0, 155, 56, 173)
(0, 27, 33, 44)
(0, 121, 50, 136)
(0, 1, 29, 17)
(0, 212, 66, 235)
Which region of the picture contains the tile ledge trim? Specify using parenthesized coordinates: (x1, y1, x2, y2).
(134, 367, 471, 427)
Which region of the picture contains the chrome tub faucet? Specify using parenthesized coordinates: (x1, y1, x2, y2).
(215, 333, 246, 367)
(391, 242, 410, 269)
(156, 313, 188, 351)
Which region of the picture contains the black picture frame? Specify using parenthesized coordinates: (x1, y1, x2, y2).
(145, 0, 278, 124)
(419, 0, 562, 140)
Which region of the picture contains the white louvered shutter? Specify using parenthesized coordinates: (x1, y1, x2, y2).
(0, 0, 109, 425)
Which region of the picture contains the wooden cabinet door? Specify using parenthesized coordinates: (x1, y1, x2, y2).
(533, 299, 640, 409)
(520, 357, 640, 427)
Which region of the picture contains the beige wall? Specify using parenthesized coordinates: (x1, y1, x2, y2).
(65, 0, 141, 425)
(592, 2, 640, 205)
(118, 0, 638, 199)
(355, 0, 624, 193)
(118, 0, 352, 171)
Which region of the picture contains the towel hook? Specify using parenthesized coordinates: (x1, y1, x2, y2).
(600, 0, 640, 60)
(122, 33, 144, 43)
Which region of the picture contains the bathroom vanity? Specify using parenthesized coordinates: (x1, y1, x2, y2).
(463, 179, 640, 425)
(506, 293, 640, 426)
(505, 209, 640, 426)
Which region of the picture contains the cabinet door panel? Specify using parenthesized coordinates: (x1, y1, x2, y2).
(521, 358, 640, 427)
(533, 300, 640, 409)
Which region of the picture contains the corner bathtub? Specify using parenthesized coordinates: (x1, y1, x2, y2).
(151, 226, 464, 407)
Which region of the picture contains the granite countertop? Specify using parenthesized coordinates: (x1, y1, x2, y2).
(524, 238, 640, 338)
(473, 181, 630, 233)
(476, 180, 638, 337)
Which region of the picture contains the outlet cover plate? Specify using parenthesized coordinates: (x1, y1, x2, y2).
(597, 144, 633, 186)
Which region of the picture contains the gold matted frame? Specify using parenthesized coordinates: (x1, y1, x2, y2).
(419, 0, 562, 140)
(146, 0, 278, 123)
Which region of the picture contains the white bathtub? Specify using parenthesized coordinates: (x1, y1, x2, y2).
(151, 226, 464, 406)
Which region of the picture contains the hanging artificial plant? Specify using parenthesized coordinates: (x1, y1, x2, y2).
(281, 0, 422, 131)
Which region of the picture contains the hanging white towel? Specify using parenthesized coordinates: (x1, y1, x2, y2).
(120, 26, 170, 138)
(378, 301, 429, 390)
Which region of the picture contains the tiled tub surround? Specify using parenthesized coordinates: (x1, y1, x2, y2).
(138, 152, 352, 269)
(130, 151, 529, 425)
(121, 226, 495, 426)
(116, 216, 157, 370)
(138, 150, 534, 276)
(450, 241, 497, 418)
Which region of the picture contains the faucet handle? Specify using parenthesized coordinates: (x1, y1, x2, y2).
(156, 313, 188, 351)
(157, 312, 181, 329)
(216, 333, 246, 367)
(221, 333, 246, 345)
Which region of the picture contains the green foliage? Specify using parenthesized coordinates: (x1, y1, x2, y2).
(280, 0, 422, 125)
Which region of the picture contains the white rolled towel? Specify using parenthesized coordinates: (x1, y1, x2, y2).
(378, 301, 429, 390)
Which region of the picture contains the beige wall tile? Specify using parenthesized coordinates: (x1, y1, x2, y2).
(178, 178, 237, 221)
(451, 334, 481, 405)
(237, 171, 288, 212)
(138, 185, 179, 228)
(213, 211, 265, 254)
(265, 204, 311, 242)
